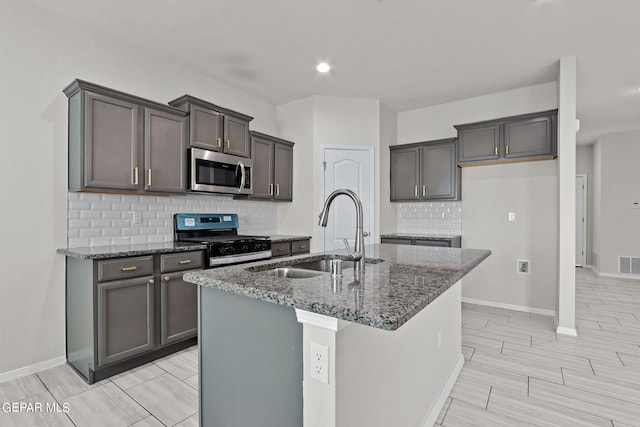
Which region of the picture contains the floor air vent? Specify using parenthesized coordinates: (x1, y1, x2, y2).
(619, 256, 640, 275)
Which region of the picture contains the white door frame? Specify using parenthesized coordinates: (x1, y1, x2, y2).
(320, 144, 376, 251)
(576, 174, 587, 267)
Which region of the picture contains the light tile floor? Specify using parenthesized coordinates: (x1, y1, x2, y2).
(1, 268, 638, 426)
(437, 267, 640, 426)
(0, 345, 199, 427)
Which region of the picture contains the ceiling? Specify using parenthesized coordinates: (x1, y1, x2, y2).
(27, 0, 640, 144)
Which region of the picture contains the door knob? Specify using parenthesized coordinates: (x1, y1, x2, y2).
(363, 232, 370, 237)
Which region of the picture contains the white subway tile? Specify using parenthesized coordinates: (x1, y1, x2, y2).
(79, 229, 101, 238)
(110, 237, 131, 245)
(68, 238, 90, 248)
(89, 237, 111, 246)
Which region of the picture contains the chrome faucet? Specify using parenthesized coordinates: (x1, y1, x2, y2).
(318, 189, 365, 272)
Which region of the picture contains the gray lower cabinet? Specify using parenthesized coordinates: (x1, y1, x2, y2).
(160, 270, 198, 346)
(271, 239, 311, 258)
(169, 95, 253, 158)
(65, 250, 203, 384)
(250, 131, 294, 201)
(64, 80, 188, 194)
(455, 110, 557, 165)
(98, 276, 155, 366)
(390, 138, 460, 201)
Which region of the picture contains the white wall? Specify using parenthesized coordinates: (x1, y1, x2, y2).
(576, 145, 594, 266)
(592, 130, 640, 274)
(379, 103, 398, 234)
(0, 0, 278, 376)
(397, 82, 559, 312)
(276, 96, 381, 252)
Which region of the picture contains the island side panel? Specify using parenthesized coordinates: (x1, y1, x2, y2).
(199, 286, 303, 427)
(335, 281, 462, 426)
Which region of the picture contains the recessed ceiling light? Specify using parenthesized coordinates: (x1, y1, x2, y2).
(316, 62, 331, 73)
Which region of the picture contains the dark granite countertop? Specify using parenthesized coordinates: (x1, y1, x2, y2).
(381, 233, 461, 241)
(57, 242, 207, 260)
(265, 235, 312, 243)
(184, 244, 490, 331)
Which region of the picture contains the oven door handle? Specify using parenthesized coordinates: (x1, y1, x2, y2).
(236, 161, 246, 192)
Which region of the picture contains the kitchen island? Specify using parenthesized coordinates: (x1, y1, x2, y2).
(184, 243, 490, 427)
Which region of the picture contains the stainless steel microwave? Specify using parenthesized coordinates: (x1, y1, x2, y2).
(190, 148, 253, 195)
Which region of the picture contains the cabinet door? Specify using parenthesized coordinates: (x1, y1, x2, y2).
(190, 105, 224, 151)
(160, 271, 198, 346)
(97, 276, 155, 366)
(223, 115, 251, 158)
(144, 108, 188, 193)
(251, 136, 275, 200)
(274, 143, 293, 201)
(84, 92, 140, 190)
(421, 143, 459, 200)
(457, 124, 500, 163)
(504, 115, 554, 159)
(390, 147, 420, 201)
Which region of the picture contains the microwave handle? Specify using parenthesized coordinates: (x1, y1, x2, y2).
(236, 161, 246, 192)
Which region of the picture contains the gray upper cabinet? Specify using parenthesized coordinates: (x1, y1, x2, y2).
(455, 110, 557, 166)
(80, 92, 140, 191)
(250, 131, 294, 201)
(190, 105, 224, 151)
(457, 123, 500, 163)
(503, 115, 554, 159)
(421, 142, 458, 200)
(144, 109, 188, 193)
(390, 147, 420, 201)
(64, 80, 188, 195)
(169, 95, 253, 158)
(390, 138, 460, 202)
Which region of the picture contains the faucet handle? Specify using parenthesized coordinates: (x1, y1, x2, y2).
(343, 238, 354, 257)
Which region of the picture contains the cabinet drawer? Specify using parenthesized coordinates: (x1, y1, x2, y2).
(415, 240, 450, 247)
(271, 242, 290, 258)
(381, 238, 411, 246)
(161, 251, 204, 273)
(291, 240, 310, 254)
(97, 256, 154, 282)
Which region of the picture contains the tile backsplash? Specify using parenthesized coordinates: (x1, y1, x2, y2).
(396, 201, 461, 235)
(67, 192, 277, 248)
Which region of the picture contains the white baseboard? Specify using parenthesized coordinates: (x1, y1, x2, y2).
(597, 271, 640, 281)
(461, 297, 556, 317)
(556, 326, 578, 336)
(0, 356, 66, 384)
(421, 353, 464, 427)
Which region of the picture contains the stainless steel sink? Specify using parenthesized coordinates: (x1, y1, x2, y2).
(289, 259, 355, 272)
(258, 268, 324, 279)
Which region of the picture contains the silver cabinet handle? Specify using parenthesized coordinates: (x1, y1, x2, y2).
(422, 185, 426, 197)
(414, 185, 418, 198)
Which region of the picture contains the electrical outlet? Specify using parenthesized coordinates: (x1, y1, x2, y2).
(310, 342, 329, 384)
(517, 260, 530, 274)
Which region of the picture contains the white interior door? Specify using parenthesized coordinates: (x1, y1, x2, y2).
(322, 146, 374, 251)
(576, 175, 586, 267)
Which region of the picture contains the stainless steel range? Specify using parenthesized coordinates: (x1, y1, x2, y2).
(174, 213, 271, 267)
